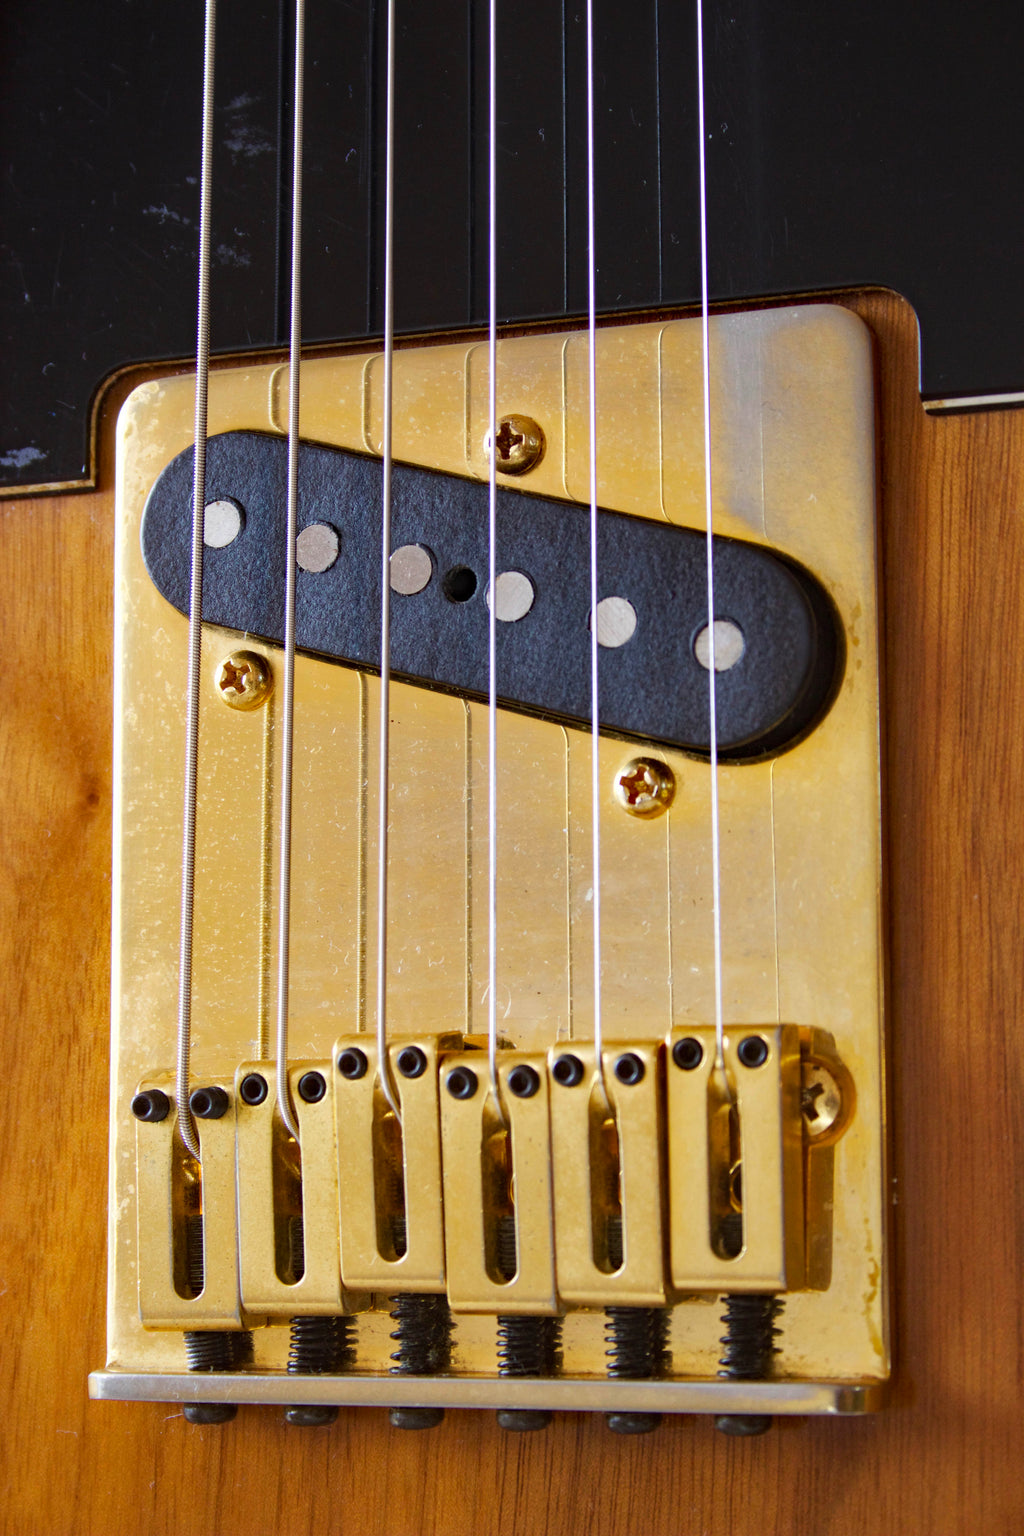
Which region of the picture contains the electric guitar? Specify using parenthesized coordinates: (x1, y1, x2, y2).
(2, 3, 1022, 1533)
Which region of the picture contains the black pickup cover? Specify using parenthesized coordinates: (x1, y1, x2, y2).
(141, 431, 843, 759)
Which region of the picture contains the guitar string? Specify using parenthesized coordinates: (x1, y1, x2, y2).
(374, 0, 402, 1120)
(486, 0, 501, 1108)
(695, 0, 726, 1069)
(274, 0, 307, 1146)
(585, 0, 606, 1089)
(175, 0, 217, 1165)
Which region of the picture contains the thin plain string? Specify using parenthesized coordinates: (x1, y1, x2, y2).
(175, 0, 217, 1164)
(274, 0, 306, 1145)
(585, 0, 605, 1085)
(695, 0, 725, 1068)
(374, 0, 402, 1121)
(486, 0, 501, 1107)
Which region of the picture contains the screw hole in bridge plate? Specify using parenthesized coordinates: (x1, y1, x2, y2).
(442, 565, 478, 603)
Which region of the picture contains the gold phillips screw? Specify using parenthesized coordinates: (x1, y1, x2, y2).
(214, 650, 273, 710)
(485, 414, 545, 475)
(800, 1059, 847, 1143)
(613, 757, 675, 817)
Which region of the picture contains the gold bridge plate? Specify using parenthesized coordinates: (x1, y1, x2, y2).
(106, 308, 886, 1400)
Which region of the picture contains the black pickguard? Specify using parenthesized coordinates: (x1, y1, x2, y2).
(2, 0, 1023, 491)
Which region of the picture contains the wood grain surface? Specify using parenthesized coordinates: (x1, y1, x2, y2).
(1, 292, 1021, 1535)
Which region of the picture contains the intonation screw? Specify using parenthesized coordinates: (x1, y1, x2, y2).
(715, 1293, 783, 1437)
(484, 415, 545, 476)
(613, 758, 675, 818)
(214, 649, 273, 710)
(388, 1292, 454, 1430)
(801, 1059, 845, 1141)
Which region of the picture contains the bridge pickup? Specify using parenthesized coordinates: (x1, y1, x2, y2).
(141, 431, 843, 759)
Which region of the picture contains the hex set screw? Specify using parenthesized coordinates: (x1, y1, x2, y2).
(297, 1071, 326, 1103)
(551, 1053, 584, 1087)
(445, 1066, 477, 1100)
(337, 1048, 368, 1080)
(239, 1073, 268, 1105)
(397, 1046, 427, 1079)
(131, 1089, 170, 1122)
(189, 1085, 229, 1120)
(737, 1036, 769, 1068)
(671, 1037, 703, 1071)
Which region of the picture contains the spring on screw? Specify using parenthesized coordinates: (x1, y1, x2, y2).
(181, 1207, 251, 1422)
(387, 1291, 453, 1430)
(604, 1306, 669, 1380)
(714, 1292, 784, 1438)
(287, 1314, 355, 1375)
(602, 1310, 670, 1435)
(389, 1292, 453, 1376)
(497, 1314, 562, 1378)
(718, 1292, 783, 1378)
(184, 1330, 240, 1372)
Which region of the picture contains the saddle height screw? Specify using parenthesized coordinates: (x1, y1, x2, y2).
(484, 415, 545, 476)
(613, 758, 675, 818)
(214, 649, 273, 711)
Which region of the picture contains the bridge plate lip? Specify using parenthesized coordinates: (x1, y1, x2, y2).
(88, 1369, 887, 1416)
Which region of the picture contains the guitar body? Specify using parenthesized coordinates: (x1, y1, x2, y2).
(3, 289, 1022, 1533)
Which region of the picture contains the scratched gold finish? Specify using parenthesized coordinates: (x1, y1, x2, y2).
(233, 1062, 365, 1317)
(547, 1042, 666, 1308)
(440, 1052, 559, 1314)
(665, 1026, 806, 1294)
(134, 1073, 246, 1331)
(100, 307, 887, 1409)
(333, 1035, 451, 1293)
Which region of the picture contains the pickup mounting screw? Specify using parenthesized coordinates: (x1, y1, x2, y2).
(215, 650, 272, 710)
(613, 757, 675, 818)
(485, 415, 545, 476)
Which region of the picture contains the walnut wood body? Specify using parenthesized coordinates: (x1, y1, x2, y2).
(1, 293, 1020, 1534)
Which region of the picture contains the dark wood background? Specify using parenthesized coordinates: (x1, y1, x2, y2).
(2, 290, 1022, 1534)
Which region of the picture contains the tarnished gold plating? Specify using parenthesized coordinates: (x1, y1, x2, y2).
(107, 308, 887, 1405)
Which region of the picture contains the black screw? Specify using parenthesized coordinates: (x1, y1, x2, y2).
(507, 1064, 540, 1099)
(297, 1071, 326, 1103)
(239, 1073, 268, 1105)
(389, 1292, 453, 1430)
(613, 1052, 645, 1086)
(183, 1327, 251, 1424)
(496, 1313, 562, 1432)
(284, 1314, 356, 1427)
(604, 1305, 669, 1436)
(390, 1406, 445, 1430)
(189, 1085, 229, 1120)
(552, 1053, 584, 1087)
(672, 1037, 704, 1071)
(397, 1046, 427, 1079)
(714, 1292, 783, 1437)
(183, 1402, 238, 1425)
(446, 1066, 477, 1100)
(131, 1089, 170, 1122)
(737, 1035, 769, 1069)
(338, 1048, 368, 1080)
